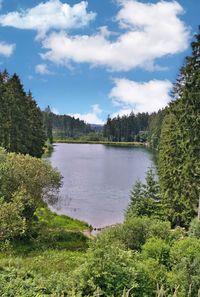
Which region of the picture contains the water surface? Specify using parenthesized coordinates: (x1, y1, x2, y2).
(48, 143, 154, 228)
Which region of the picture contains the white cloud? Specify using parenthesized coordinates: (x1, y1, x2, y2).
(109, 78, 172, 114)
(35, 64, 52, 75)
(41, 0, 189, 71)
(51, 107, 60, 115)
(70, 104, 104, 125)
(0, 0, 96, 38)
(111, 108, 133, 119)
(0, 41, 15, 57)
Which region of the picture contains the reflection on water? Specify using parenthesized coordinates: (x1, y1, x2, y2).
(47, 143, 154, 228)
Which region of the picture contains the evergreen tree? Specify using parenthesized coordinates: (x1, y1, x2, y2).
(43, 106, 53, 143)
(159, 28, 200, 227)
(0, 71, 45, 157)
(126, 168, 161, 219)
(50, 112, 91, 139)
(148, 108, 167, 150)
(0, 70, 10, 148)
(26, 92, 46, 157)
(103, 112, 150, 142)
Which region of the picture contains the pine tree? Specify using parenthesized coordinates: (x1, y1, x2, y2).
(159, 28, 200, 227)
(0, 70, 45, 157)
(26, 91, 45, 157)
(126, 168, 161, 219)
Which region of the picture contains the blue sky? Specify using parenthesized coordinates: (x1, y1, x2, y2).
(0, 0, 199, 124)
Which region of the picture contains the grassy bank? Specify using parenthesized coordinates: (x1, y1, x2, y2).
(36, 207, 89, 232)
(53, 139, 146, 147)
(0, 207, 90, 296)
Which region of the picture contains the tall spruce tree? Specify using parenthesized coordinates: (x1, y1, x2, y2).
(0, 71, 45, 157)
(159, 28, 200, 227)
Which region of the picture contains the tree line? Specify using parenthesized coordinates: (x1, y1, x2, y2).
(43, 106, 91, 141)
(103, 112, 150, 142)
(102, 108, 166, 148)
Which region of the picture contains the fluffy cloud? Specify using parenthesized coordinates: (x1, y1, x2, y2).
(35, 64, 52, 75)
(41, 0, 189, 71)
(0, 41, 15, 57)
(70, 104, 104, 125)
(109, 78, 172, 114)
(0, 0, 96, 38)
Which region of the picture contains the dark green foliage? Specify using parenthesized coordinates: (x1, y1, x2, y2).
(148, 108, 167, 150)
(134, 258, 168, 297)
(51, 112, 92, 140)
(0, 71, 45, 157)
(103, 112, 150, 142)
(0, 148, 61, 240)
(68, 217, 200, 297)
(142, 238, 170, 267)
(159, 29, 200, 227)
(71, 237, 137, 296)
(43, 105, 53, 143)
(103, 110, 166, 148)
(126, 168, 161, 219)
(168, 238, 200, 296)
(105, 217, 171, 251)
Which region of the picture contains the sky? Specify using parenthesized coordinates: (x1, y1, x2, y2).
(0, 0, 199, 124)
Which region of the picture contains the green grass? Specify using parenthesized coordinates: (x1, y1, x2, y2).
(0, 207, 90, 295)
(36, 207, 89, 232)
(0, 250, 84, 277)
(0, 250, 85, 296)
(4, 207, 90, 255)
(9, 230, 89, 255)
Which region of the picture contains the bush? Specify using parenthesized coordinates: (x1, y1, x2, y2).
(142, 237, 170, 267)
(134, 258, 168, 297)
(110, 217, 171, 251)
(188, 218, 200, 239)
(70, 236, 137, 296)
(168, 237, 200, 296)
(0, 149, 62, 240)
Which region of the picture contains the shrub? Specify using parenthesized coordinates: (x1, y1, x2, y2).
(70, 236, 137, 296)
(111, 217, 171, 251)
(0, 149, 62, 240)
(168, 238, 200, 296)
(188, 218, 200, 239)
(142, 237, 170, 267)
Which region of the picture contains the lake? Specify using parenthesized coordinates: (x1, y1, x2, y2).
(47, 143, 154, 228)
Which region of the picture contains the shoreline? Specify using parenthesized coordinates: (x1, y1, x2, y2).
(53, 140, 147, 147)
